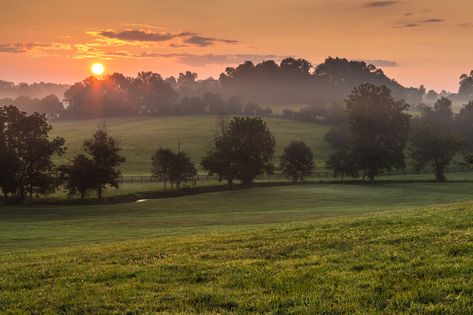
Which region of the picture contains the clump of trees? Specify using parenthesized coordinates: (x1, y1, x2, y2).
(0, 95, 64, 120)
(201, 116, 276, 187)
(152, 148, 197, 190)
(280, 141, 315, 182)
(60, 125, 126, 200)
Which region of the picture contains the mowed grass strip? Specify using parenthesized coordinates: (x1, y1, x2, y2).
(2, 182, 473, 252)
(50, 115, 331, 174)
(0, 203, 472, 313)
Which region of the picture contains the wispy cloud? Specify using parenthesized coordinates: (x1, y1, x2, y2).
(364, 1, 398, 8)
(95, 28, 238, 47)
(0, 43, 52, 53)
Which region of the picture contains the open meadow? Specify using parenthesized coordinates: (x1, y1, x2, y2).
(1, 197, 472, 313)
(51, 115, 332, 174)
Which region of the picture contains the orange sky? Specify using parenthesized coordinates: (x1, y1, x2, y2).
(1, 0, 473, 92)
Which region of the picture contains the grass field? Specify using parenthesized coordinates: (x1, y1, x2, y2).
(2, 181, 473, 253)
(1, 200, 472, 313)
(51, 115, 331, 175)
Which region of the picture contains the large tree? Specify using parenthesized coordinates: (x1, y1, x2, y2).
(409, 98, 461, 182)
(346, 84, 411, 181)
(202, 116, 275, 186)
(83, 125, 125, 200)
(0, 105, 65, 203)
(280, 141, 315, 182)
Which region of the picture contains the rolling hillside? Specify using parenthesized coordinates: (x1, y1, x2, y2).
(51, 115, 331, 174)
(1, 201, 472, 313)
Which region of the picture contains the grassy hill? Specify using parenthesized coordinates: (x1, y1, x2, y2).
(1, 201, 472, 313)
(2, 181, 473, 252)
(51, 115, 331, 175)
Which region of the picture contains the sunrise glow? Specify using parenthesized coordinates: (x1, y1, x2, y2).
(91, 63, 105, 76)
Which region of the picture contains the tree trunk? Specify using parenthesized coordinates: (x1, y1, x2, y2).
(3, 191, 7, 205)
(97, 187, 103, 201)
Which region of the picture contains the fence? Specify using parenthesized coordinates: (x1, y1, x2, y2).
(119, 165, 472, 184)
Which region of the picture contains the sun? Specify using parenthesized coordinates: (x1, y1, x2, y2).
(91, 63, 105, 76)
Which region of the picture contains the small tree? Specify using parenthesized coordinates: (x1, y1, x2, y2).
(326, 150, 359, 181)
(280, 141, 315, 182)
(59, 154, 98, 200)
(151, 148, 175, 190)
(152, 148, 197, 190)
(201, 116, 275, 187)
(170, 152, 197, 189)
(84, 124, 125, 200)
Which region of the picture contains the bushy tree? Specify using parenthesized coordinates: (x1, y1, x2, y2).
(152, 148, 196, 190)
(83, 125, 125, 200)
(326, 150, 359, 181)
(455, 100, 473, 151)
(346, 84, 411, 181)
(280, 141, 315, 182)
(202, 116, 275, 186)
(409, 98, 461, 182)
(59, 154, 98, 199)
(0, 105, 65, 203)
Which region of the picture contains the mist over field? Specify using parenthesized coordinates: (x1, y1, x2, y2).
(2, 0, 473, 313)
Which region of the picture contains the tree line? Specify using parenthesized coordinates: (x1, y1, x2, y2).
(324, 84, 473, 182)
(2, 81, 473, 203)
(0, 106, 314, 203)
(4, 57, 473, 121)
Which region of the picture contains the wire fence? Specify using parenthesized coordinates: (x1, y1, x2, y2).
(119, 165, 473, 184)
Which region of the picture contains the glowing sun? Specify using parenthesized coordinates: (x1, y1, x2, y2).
(91, 63, 105, 75)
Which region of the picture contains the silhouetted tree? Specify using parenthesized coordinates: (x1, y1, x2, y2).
(152, 148, 175, 190)
(202, 116, 275, 186)
(346, 84, 410, 181)
(59, 154, 98, 200)
(459, 71, 473, 101)
(83, 125, 125, 200)
(409, 98, 461, 182)
(0, 106, 65, 202)
(280, 141, 315, 182)
(326, 150, 359, 181)
(455, 100, 473, 151)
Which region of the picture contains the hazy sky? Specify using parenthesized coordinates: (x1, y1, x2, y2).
(1, 0, 473, 91)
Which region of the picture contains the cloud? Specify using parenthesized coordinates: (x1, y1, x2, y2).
(96, 29, 238, 47)
(401, 18, 444, 28)
(420, 18, 444, 23)
(364, 1, 398, 8)
(459, 23, 473, 29)
(99, 30, 174, 42)
(180, 33, 238, 47)
(0, 43, 52, 53)
(362, 59, 399, 67)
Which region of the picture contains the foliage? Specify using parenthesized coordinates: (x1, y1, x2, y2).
(202, 116, 275, 186)
(280, 141, 315, 182)
(152, 148, 197, 190)
(0, 105, 65, 203)
(83, 124, 126, 199)
(409, 99, 461, 181)
(326, 150, 359, 180)
(58, 154, 98, 199)
(455, 100, 473, 151)
(346, 84, 411, 181)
